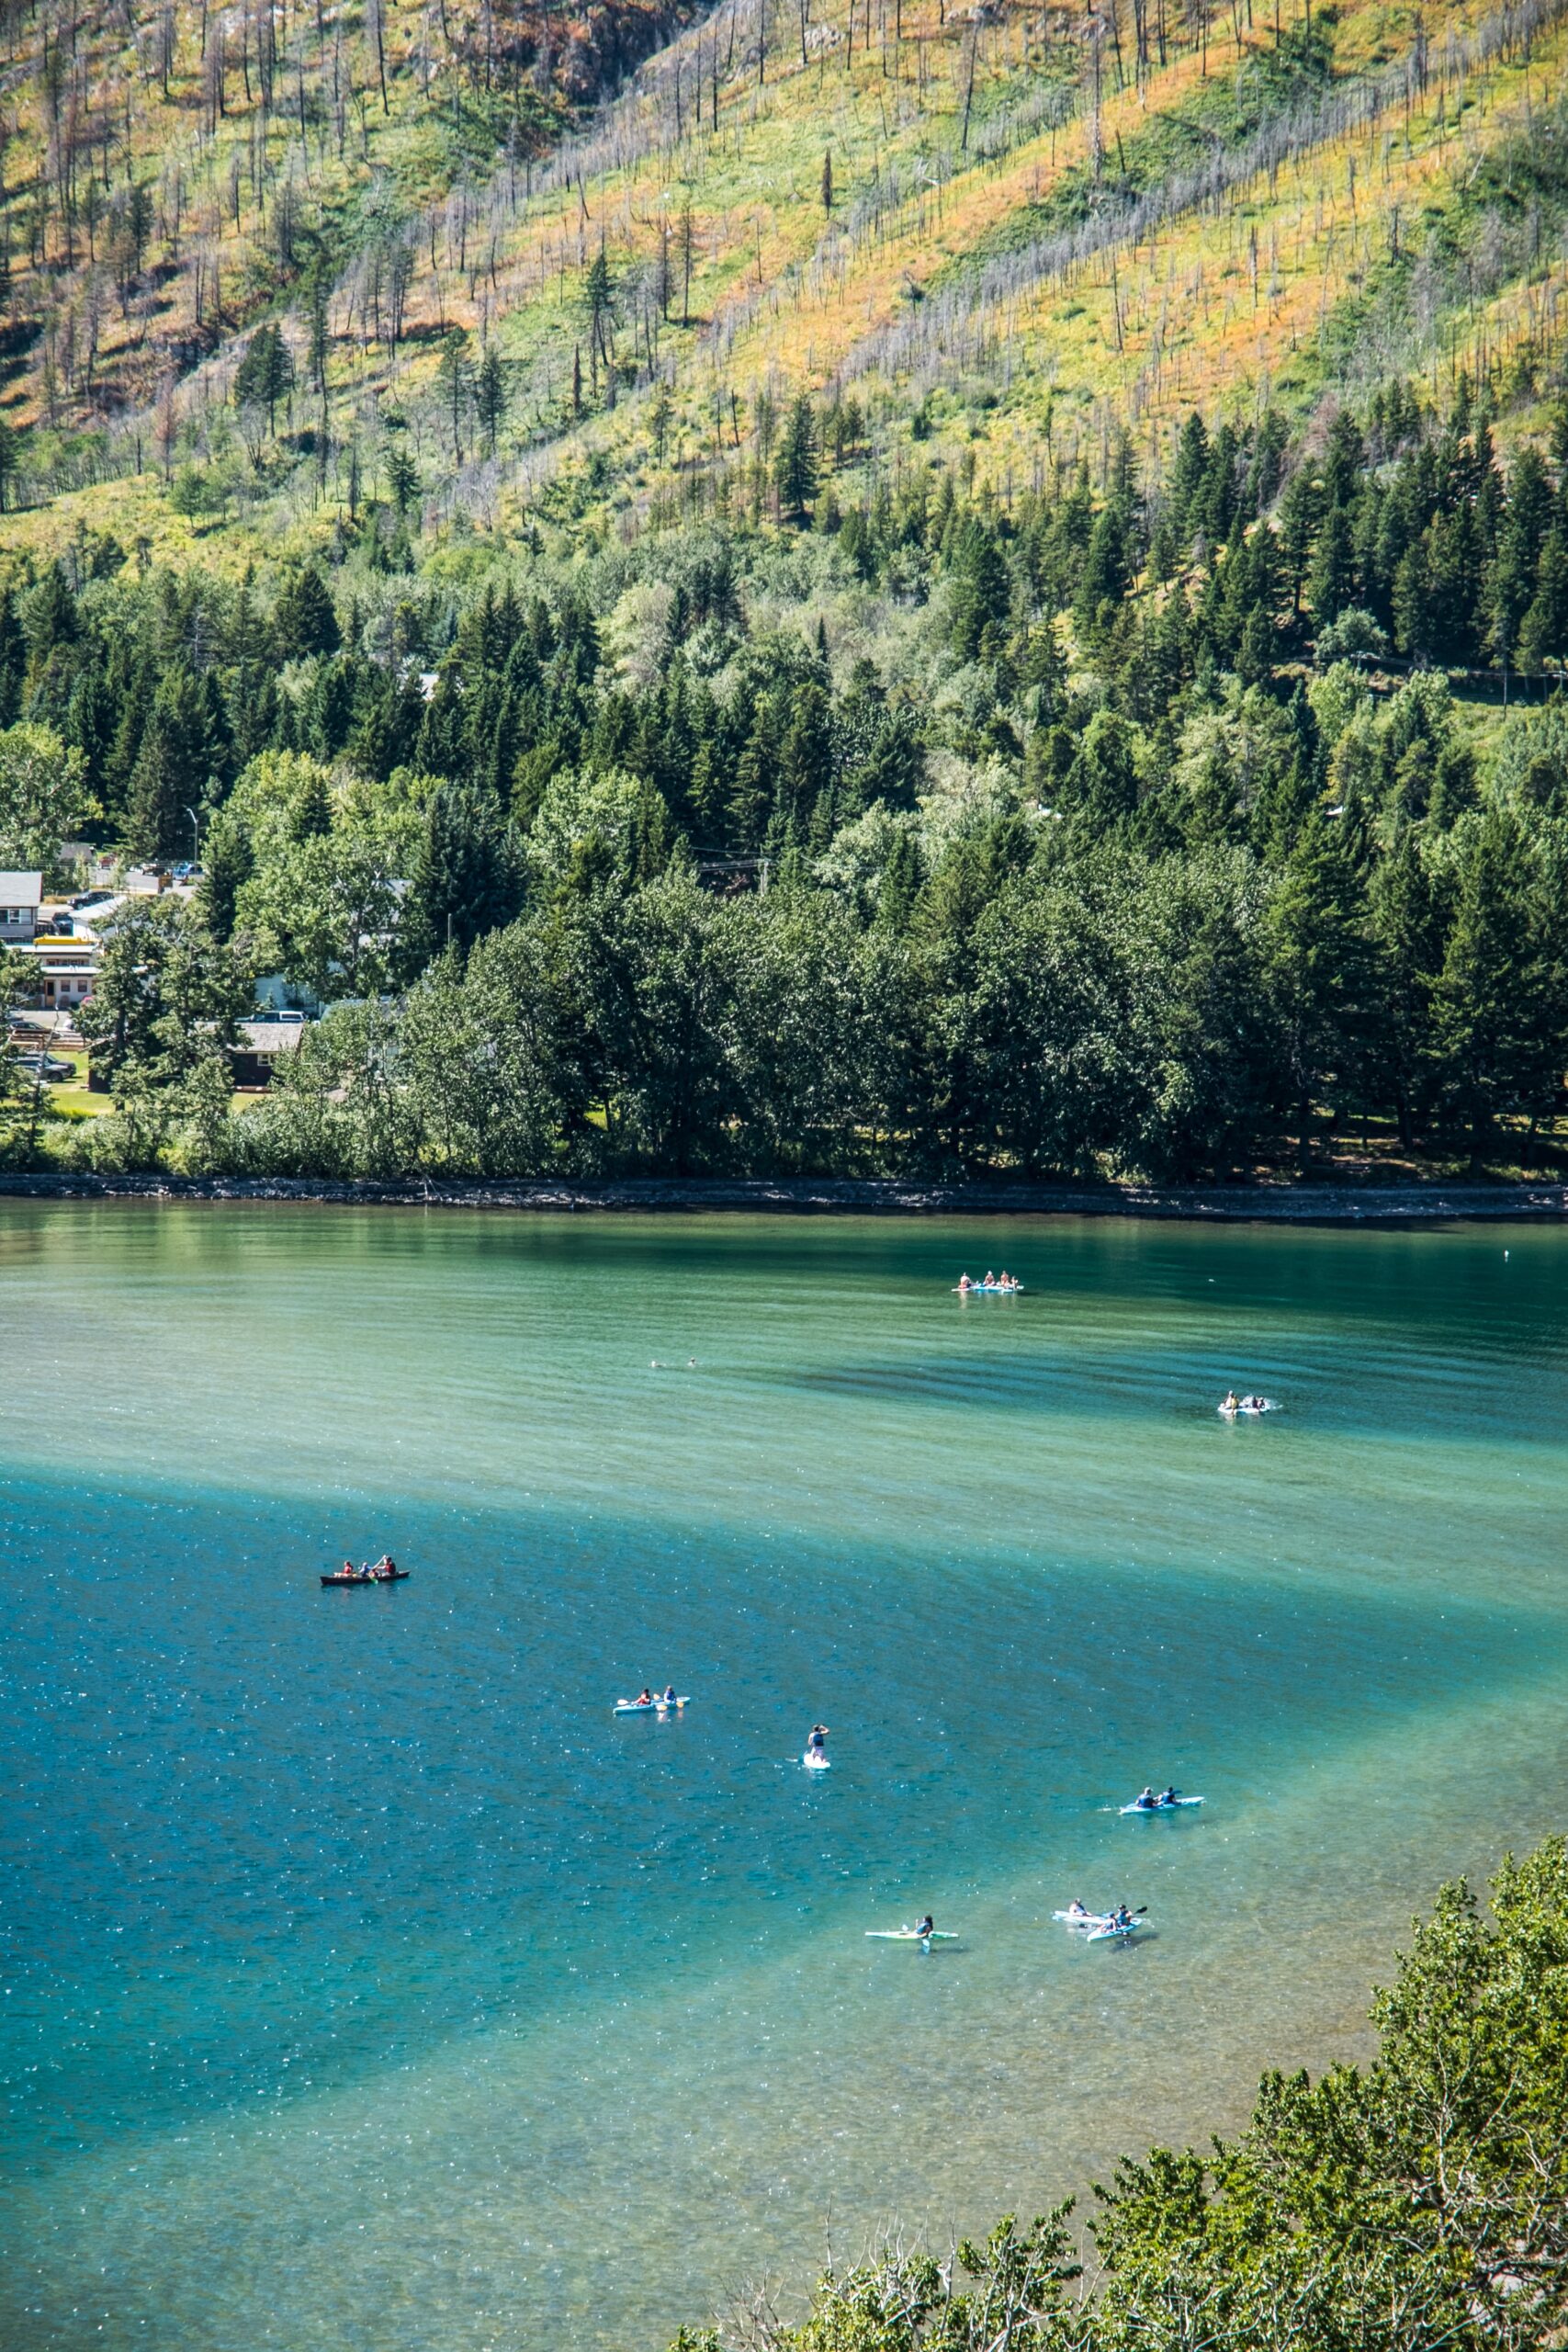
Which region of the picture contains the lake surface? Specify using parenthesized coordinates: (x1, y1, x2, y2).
(3, 1204, 1566, 2351)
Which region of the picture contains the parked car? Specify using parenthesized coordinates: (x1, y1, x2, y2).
(13, 1051, 73, 1081)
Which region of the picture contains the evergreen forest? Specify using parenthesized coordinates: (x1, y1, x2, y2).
(1, 0, 1567, 1182)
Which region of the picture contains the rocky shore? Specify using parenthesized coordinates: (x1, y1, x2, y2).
(2, 1171, 1567, 1221)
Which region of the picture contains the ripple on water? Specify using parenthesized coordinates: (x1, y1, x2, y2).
(1, 1208, 1565, 2350)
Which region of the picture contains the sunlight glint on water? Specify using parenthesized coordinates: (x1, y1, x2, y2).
(2, 1205, 1566, 2350)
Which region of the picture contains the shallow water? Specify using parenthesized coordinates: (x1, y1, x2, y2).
(2, 1205, 1566, 2350)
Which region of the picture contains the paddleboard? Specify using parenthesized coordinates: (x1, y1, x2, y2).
(803, 1751, 830, 1770)
(1119, 1796, 1203, 1814)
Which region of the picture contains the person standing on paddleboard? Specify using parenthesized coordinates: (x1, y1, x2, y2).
(807, 1723, 828, 1757)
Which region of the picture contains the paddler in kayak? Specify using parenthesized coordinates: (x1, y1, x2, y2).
(1220, 1391, 1239, 1413)
(1159, 1784, 1179, 1805)
(1135, 1785, 1157, 1810)
(958, 1272, 973, 1293)
(635, 1688, 653, 1707)
(1063, 1899, 1091, 1923)
(914, 1914, 935, 1944)
(660, 1685, 679, 1708)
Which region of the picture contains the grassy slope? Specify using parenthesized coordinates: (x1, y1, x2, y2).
(4, 0, 1568, 570)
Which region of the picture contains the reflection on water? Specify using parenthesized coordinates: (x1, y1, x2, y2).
(2, 1207, 1566, 2350)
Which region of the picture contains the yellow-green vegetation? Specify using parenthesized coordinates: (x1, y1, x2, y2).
(4, 0, 1568, 560)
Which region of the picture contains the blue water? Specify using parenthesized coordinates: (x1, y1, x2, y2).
(3, 1207, 1567, 2349)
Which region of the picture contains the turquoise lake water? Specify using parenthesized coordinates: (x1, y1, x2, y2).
(3, 1204, 1567, 2350)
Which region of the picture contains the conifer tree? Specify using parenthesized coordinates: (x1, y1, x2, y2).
(406, 783, 524, 969)
(776, 395, 818, 521)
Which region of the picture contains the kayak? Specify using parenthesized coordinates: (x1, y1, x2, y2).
(1088, 1917, 1144, 1942)
(1054, 1908, 1114, 1929)
(614, 1696, 690, 1714)
(865, 1928, 960, 1942)
(1218, 1399, 1277, 1417)
(803, 1750, 830, 1770)
(953, 1284, 1023, 1295)
(321, 1570, 409, 1586)
(1120, 1796, 1203, 1814)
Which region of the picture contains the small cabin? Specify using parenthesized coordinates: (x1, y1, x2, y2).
(0, 872, 43, 944)
(230, 1014, 308, 1089)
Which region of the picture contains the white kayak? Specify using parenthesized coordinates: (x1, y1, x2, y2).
(1218, 1399, 1277, 1417)
(865, 1928, 960, 1943)
(803, 1750, 830, 1770)
(614, 1696, 690, 1714)
(1054, 1908, 1111, 1929)
(1120, 1795, 1203, 1815)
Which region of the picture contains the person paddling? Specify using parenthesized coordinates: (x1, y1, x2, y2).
(807, 1723, 829, 1756)
(914, 1913, 935, 1948)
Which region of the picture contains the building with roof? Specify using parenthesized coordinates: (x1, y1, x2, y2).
(0, 873, 44, 944)
(231, 1014, 309, 1088)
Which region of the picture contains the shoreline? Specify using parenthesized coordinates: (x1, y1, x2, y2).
(2, 1171, 1567, 1221)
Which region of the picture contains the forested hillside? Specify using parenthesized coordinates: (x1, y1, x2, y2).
(1, 0, 1568, 1183)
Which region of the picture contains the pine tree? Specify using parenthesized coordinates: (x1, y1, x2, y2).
(1494, 449, 1558, 675)
(1307, 504, 1357, 631)
(950, 520, 1011, 662)
(1264, 811, 1375, 1170)
(1431, 809, 1561, 1168)
(385, 444, 420, 517)
(780, 681, 832, 833)
(405, 782, 524, 968)
(127, 667, 209, 861)
(821, 150, 833, 214)
(437, 328, 473, 459)
(232, 323, 294, 435)
(274, 565, 341, 660)
(1518, 522, 1568, 673)
(476, 349, 507, 458)
(776, 394, 818, 521)
(582, 246, 615, 399)
(1074, 502, 1133, 641)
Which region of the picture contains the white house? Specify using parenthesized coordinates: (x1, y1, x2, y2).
(0, 873, 44, 944)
